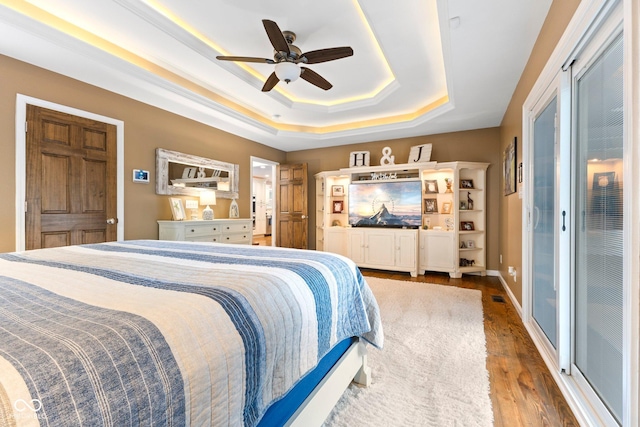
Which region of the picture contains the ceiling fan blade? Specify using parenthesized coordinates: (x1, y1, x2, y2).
(261, 72, 280, 92)
(262, 19, 290, 54)
(300, 47, 354, 64)
(300, 67, 332, 90)
(216, 56, 275, 64)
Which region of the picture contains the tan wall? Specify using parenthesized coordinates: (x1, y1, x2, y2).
(286, 128, 502, 270)
(0, 54, 286, 253)
(499, 0, 581, 303)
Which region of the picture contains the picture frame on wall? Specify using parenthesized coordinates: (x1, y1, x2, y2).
(169, 197, 186, 221)
(503, 137, 517, 195)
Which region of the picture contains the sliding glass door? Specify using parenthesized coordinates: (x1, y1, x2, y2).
(523, 1, 631, 424)
(531, 95, 558, 351)
(572, 32, 624, 424)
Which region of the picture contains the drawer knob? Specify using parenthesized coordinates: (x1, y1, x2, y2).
(226, 237, 230, 240)
(190, 229, 195, 232)
(226, 226, 230, 230)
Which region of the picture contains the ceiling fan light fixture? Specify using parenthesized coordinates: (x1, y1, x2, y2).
(275, 62, 301, 84)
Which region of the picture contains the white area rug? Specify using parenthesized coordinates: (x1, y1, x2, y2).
(324, 277, 494, 427)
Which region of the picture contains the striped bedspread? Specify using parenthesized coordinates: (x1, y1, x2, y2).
(0, 240, 383, 426)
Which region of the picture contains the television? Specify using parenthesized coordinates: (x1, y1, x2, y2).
(348, 180, 422, 228)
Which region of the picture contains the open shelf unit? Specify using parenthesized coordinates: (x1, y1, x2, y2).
(315, 161, 488, 278)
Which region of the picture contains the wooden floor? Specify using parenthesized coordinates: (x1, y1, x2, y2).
(252, 234, 272, 246)
(360, 269, 579, 427)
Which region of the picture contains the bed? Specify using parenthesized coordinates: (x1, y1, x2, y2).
(0, 240, 383, 426)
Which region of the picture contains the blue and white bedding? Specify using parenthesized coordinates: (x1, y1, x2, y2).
(0, 240, 383, 426)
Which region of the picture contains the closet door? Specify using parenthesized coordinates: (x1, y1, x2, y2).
(572, 32, 624, 424)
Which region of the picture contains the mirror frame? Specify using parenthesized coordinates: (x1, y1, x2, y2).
(155, 148, 239, 199)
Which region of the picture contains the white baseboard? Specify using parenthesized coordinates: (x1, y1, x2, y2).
(497, 273, 523, 318)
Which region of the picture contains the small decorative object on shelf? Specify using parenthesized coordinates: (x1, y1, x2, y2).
(444, 178, 453, 193)
(460, 258, 475, 267)
(441, 201, 452, 214)
(424, 179, 439, 194)
(229, 198, 239, 218)
(408, 143, 432, 163)
(460, 179, 474, 189)
(349, 151, 370, 167)
(332, 200, 344, 213)
(444, 217, 454, 231)
(460, 200, 467, 210)
(380, 146, 395, 165)
(331, 185, 345, 196)
(460, 221, 475, 231)
(424, 198, 438, 213)
(466, 240, 475, 248)
(467, 192, 474, 210)
(332, 219, 342, 226)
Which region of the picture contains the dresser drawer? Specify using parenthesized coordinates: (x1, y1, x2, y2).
(158, 219, 251, 245)
(222, 222, 251, 234)
(222, 233, 251, 244)
(185, 224, 221, 238)
(186, 235, 220, 243)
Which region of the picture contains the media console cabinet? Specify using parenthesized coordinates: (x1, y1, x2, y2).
(315, 161, 489, 278)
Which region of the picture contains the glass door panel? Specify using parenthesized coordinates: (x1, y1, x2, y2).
(532, 97, 558, 348)
(574, 34, 624, 423)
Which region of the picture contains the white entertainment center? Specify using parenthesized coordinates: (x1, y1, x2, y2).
(315, 161, 489, 278)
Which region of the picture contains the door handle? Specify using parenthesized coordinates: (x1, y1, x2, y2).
(533, 206, 540, 230)
(106, 218, 118, 225)
(301, 215, 307, 219)
(562, 210, 566, 231)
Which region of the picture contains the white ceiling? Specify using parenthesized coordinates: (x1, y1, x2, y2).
(0, 0, 552, 152)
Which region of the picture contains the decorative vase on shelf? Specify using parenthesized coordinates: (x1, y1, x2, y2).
(229, 198, 239, 218)
(444, 178, 453, 193)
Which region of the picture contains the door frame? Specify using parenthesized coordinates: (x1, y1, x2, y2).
(250, 156, 278, 246)
(15, 95, 125, 251)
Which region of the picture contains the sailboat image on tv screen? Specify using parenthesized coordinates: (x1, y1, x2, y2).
(348, 181, 422, 228)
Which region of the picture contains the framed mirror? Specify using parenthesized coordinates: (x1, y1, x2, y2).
(156, 148, 239, 199)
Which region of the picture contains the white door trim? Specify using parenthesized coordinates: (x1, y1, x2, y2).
(15, 94, 125, 251)
(250, 156, 278, 246)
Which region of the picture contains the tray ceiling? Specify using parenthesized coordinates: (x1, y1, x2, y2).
(0, 0, 552, 151)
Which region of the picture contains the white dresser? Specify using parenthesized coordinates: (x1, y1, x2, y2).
(158, 219, 253, 245)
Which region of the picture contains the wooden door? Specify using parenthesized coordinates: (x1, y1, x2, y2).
(276, 163, 308, 249)
(25, 105, 117, 249)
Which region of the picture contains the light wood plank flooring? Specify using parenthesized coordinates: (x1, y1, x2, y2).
(360, 269, 578, 427)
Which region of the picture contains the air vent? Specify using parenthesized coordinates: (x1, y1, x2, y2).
(491, 295, 506, 303)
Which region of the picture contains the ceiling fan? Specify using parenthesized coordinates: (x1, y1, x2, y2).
(216, 19, 353, 92)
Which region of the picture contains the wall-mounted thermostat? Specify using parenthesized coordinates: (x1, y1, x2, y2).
(132, 169, 150, 183)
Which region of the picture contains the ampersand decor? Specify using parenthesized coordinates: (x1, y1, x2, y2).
(380, 146, 395, 165)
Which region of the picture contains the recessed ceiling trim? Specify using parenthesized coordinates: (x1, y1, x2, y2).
(115, 0, 397, 108)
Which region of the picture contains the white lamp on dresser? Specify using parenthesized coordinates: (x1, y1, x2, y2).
(200, 191, 216, 220)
